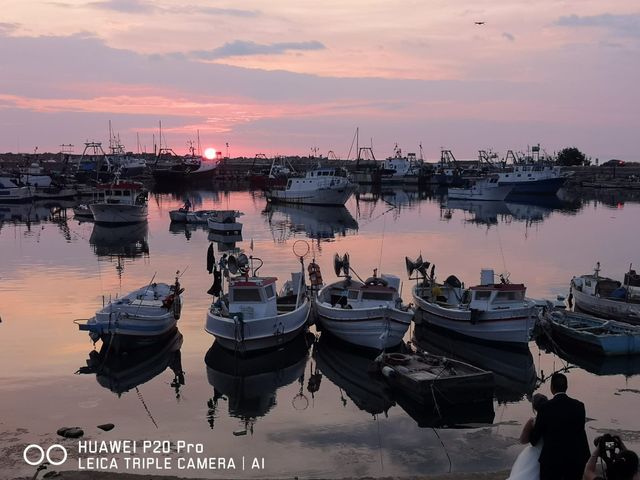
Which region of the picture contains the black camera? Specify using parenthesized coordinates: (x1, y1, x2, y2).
(595, 434, 624, 466)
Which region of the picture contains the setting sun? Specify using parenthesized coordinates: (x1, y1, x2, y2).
(204, 147, 217, 160)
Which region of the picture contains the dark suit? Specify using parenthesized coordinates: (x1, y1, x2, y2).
(530, 393, 590, 480)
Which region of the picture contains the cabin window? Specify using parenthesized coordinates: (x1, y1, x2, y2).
(495, 291, 524, 301)
(265, 284, 275, 298)
(232, 288, 262, 302)
(348, 290, 359, 300)
(362, 291, 394, 301)
(474, 290, 491, 300)
(114, 190, 122, 196)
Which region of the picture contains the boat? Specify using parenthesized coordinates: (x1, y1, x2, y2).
(89, 180, 148, 225)
(380, 145, 423, 184)
(77, 328, 184, 397)
(150, 143, 219, 184)
(205, 252, 311, 353)
(206, 210, 243, 236)
(570, 263, 640, 324)
(73, 204, 94, 220)
(540, 309, 640, 356)
(77, 274, 184, 349)
(205, 332, 313, 429)
(169, 202, 219, 223)
(408, 256, 536, 347)
(413, 322, 536, 403)
(496, 147, 567, 196)
(0, 176, 34, 203)
(374, 350, 494, 407)
(314, 253, 413, 350)
(266, 166, 356, 206)
(447, 176, 513, 201)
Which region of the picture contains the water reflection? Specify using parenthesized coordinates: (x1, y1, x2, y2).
(393, 393, 495, 429)
(205, 332, 313, 433)
(77, 328, 184, 398)
(413, 322, 537, 403)
(313, 334, 395, 416)
(263, 203, 358, 242)
(207, 231, 243, 252)
(536, 335, 640, 377)
(90, 222, 150, 276)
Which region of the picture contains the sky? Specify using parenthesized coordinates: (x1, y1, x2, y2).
(0, 0, 638, 160)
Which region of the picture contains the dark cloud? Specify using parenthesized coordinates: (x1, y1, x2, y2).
(191, 40, 326, 60)
(556, 13, 640, 37)
(502, 32, 515, 42)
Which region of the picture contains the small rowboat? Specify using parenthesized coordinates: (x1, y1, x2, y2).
(374, 351, 494, 406)
(541, 309, 640, 356)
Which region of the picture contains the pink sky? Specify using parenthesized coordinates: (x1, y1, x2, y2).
(0, 1, 638, 159)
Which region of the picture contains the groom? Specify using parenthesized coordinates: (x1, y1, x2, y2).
(530, 373, 590, 480)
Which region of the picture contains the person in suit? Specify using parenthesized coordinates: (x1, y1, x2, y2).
(530, 373, 590, 480)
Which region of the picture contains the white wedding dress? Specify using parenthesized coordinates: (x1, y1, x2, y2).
(506, 439, 542, 480)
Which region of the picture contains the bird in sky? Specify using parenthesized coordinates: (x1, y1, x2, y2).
(475, 21, 486, 25)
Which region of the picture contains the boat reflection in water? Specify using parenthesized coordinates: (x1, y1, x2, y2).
(205, 332, 313, 433)
(77, 328, 184, 398)
(169, 220, 207, 241)
(207, 230, 243, 252)
(536, 335, 640, 377)
(263, 203, 358, 242)
(313, 333, 395, 416)
(413, 320, 537, 403)
(90, 222, 149, 258)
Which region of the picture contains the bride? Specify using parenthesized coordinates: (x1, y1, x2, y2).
(507, 393, 549, 480)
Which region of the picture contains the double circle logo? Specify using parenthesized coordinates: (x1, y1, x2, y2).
(23, 444, 68, 466)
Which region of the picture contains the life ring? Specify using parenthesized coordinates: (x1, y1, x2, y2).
(365, 277, 388, 287)
(385, 352, 411, 366)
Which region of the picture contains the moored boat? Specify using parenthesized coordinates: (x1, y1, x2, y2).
(374, 351, 494, 406)
(447, 175, 513, 201)
(540, 309, 640, 356)
(77, 275, 184, 348)
(206, 210, 243, 235)
(89, 180, 148, 225)
(314, 253, 413, 350)
(0, 176, 34, 203)
(570, 263, 640, 324)
(408, 256, 536, 347)
(205, 252, 311, 353)
(266, 166, 356, 206)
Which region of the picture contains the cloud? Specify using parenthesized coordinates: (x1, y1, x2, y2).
(178, 6, 261, 18)
(502, 32, 515, 42)
(88, 0, 154, 13)
(191, 40, 326, 60)
(0, 22, 20, 34)
(555, 13, 640, 38)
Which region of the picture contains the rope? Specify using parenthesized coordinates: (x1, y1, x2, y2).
(135, 386, 159, 428)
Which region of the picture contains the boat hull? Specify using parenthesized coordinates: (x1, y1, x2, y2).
(447, 185, 512, 201)
(266, 186, 355, 206)
(571, 279, 640, 324)
(315, 302, 413, 350)
(501, 177, 566, 196)
(205, 299, 311, 353)
(90, 203, 148, 225)
(413, 289, 534, 346)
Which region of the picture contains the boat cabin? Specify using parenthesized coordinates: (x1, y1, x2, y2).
(329, 274, 401, 308)
(469, 283, 527, 310)
(98, 182, 147, 205)
(284, 167, 349, 190)
(226, 276, 285, 321)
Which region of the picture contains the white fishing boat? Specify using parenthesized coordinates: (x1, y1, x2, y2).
(206, 210, 243, 235)
(447, 176, 513, 201)
(0, 177, 34, 203)
(73, 204, 94, 220)
(169, 203, 218, 224)
(408, 256, 536, 346)
(206, 253, 311, 353)
(77, 275, 184, 348)
(315, 254, 413, 350)
(266, 166, 356, 206)
(570, 263, 640, 324)
(540, 309, 640, 356)
(89, 180, 148, 225)
(380, 145, 423, 184)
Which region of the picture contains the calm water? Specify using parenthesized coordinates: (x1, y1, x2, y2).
(1, 186, 640, 479)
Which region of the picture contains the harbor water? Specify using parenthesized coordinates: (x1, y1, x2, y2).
(1, 186, 639, 478)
